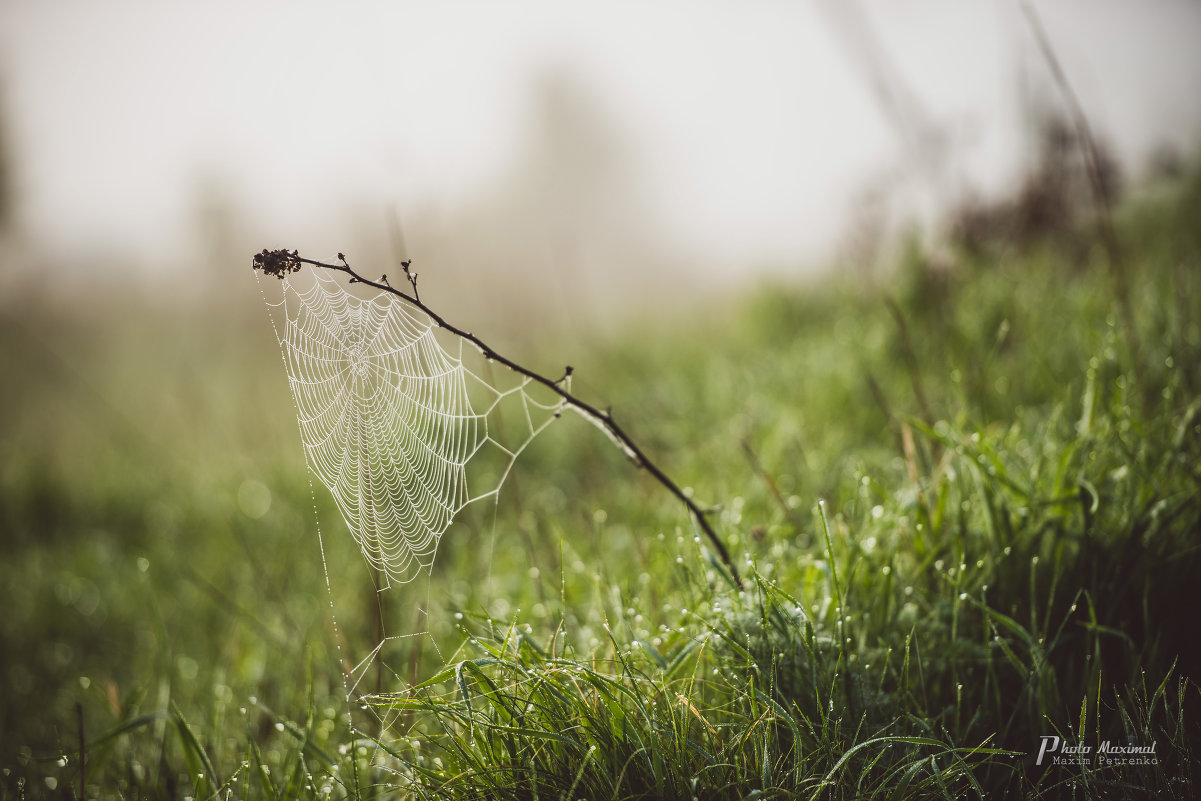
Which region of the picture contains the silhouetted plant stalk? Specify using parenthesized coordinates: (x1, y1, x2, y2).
(1021, 1, 1144, 396)
(253, 248, 744, 589)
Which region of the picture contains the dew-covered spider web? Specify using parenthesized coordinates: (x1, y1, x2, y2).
(254, 256, 732, 791)
(260, 264, 566, 588)
(256, 261, 574, 720)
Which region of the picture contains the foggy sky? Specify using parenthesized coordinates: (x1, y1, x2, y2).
(1, 0, 1199, 292)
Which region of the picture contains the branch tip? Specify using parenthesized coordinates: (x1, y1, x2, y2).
(251, 248, 302, 279)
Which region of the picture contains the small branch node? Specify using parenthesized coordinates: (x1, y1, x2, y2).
(400, 259, 421, 301)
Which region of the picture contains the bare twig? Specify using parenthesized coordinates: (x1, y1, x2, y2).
(253, 249, 743, 589)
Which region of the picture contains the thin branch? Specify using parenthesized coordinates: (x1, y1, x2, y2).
(253, 249, 743, 589)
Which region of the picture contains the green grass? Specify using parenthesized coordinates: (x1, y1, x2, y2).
(2, 170, 1200, 799)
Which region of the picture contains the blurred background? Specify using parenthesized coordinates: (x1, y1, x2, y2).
(1, 0, 1199, 327)
(2, 0, 1201, 790)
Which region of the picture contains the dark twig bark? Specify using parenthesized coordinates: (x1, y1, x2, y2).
(254, 250, 743, 589)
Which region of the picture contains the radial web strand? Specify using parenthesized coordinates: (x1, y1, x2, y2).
(259, 264, 565, 587)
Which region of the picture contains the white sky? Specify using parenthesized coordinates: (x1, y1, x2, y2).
(1, 0, 1199, 280)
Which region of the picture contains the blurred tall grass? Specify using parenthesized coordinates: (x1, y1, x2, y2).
(1, 130, 1199, 796)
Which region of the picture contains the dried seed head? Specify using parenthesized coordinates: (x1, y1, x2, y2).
(252, 249, 302, 279)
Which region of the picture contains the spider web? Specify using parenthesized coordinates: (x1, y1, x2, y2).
(259, 264, 566, 588)
(254, 259, 719, 788)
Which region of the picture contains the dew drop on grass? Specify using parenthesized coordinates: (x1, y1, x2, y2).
(44, 778, 58, 791)
(57, 757, 67, 767)
(274, 722, 285, 731)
